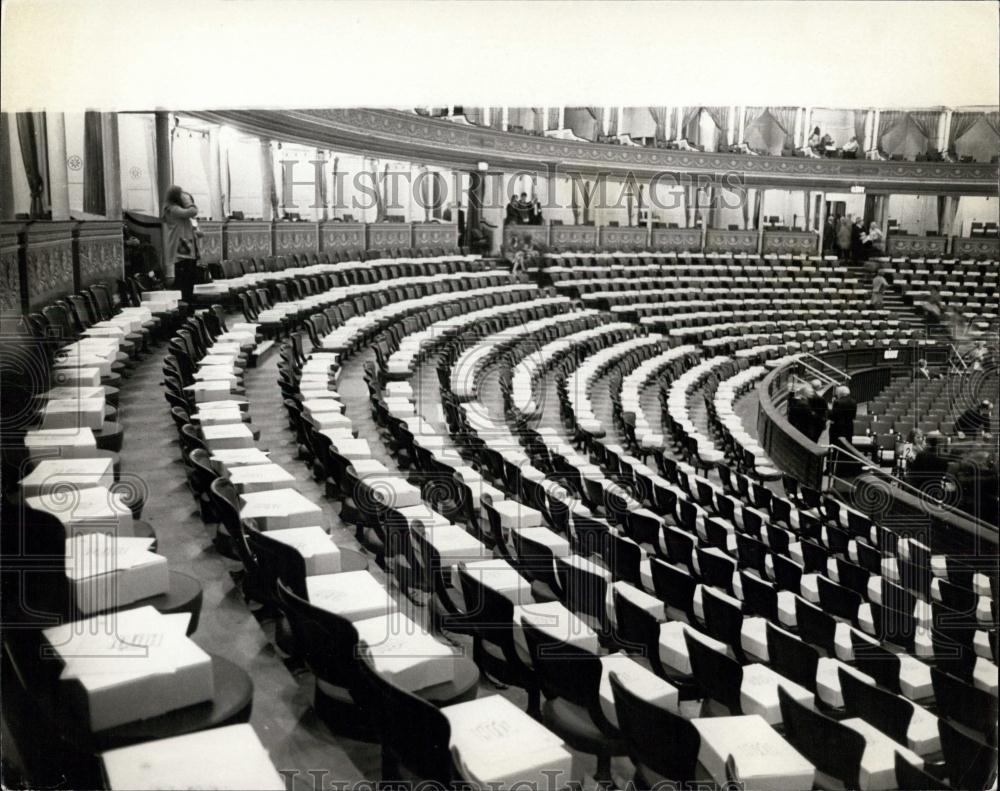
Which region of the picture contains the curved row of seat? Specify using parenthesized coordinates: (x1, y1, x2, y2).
(560, 331, 999, 789)
(0, 290, 290, 787)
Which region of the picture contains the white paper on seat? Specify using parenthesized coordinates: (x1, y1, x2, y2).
(24, 427, 98, 461)
(306, 570, 397, 621)
(262, 526, 341, 576)
(815, 657, 875, 708)
(513, 526, 571, 557)
(101, 723, 286, 790)
(452, 559, 534, 605)
(658, 621, 729, 676)
(20, 457, 114, 496)
(513, 600, 599, 664)
(209, 448, 271, 476)
(607, 580, 665, 627)
(444, 694, 574, 790)
(228, 463, 296, 494)
(491, 499, 544, 530)
(200, 422, 255, 451)
(599, 653, 678, 727)
(326, 437, 371, 460)
(355, 611, 457, 692)
(64, 533, 168, 614)
(842, 717, 924, 791)
(420, 522, 487, 564)
(26, 485, 133, 536)
(41, 397, 106, 430)
(694, 714, 815, 791)
(193, 406, 245, 426)
(239, 488, 323, 530)
(739, 663, 815, 724)
(42, 607, 213, 732)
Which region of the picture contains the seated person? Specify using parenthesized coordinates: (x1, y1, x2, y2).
(841, 136, 860, 158)
(955, 400, 993, 437)
(805, 126, 823, 157)
(820, 133, 835, 155)
(915, 358, 935, 379)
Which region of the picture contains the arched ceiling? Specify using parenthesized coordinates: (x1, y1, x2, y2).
(187, 108, 999, 196)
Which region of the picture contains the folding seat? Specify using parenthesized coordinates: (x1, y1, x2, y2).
(777, 687, 866, 790)
(938, 717, 998, 790)
(608, 672, 701, 789)
(521, 621, 626, 783)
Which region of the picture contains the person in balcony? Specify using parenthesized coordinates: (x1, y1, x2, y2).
(805, 126, 823, 157)
(787, 380, 810, 436)
(827, 385, 857, 449)
(842, 136, 860, 158)
(805, 378, 829, 442)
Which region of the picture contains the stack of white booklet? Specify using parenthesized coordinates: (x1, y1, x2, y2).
(42, 607, 214, 731)
(444, 695, 575, 788)
(100, 724, 286, 790)
(26, 485, 134, 536)
(355, 611, 457, 692)
(20, 458, 114, 497)
(306, 570, 397, 621)
(65, 533, 169, 615)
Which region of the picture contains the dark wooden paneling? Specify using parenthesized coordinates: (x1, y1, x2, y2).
(24, 222, 75, 313)
(0, 221, 26, 314)
(74, 221, 124, 291)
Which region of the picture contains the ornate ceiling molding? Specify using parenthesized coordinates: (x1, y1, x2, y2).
(188, 108, 999, 195)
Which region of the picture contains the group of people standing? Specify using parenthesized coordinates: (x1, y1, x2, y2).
(787, 378, 858, 447)
(505, 192, 543, 226)
(825, 214, 883, 263)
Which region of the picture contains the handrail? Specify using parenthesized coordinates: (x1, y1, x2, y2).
(825, 439, 998, 547)
(798, 352, 849, 383)
(949, 343, 969, 371)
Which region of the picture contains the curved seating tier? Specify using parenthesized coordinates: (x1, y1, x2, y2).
(875, 255, 999, 329)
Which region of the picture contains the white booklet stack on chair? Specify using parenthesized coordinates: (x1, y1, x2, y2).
(42, 607, 214, 732)
(100, 724, 286, 790)
(65, 533, 169, 615)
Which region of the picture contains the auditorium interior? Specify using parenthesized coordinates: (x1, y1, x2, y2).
(2, 5, 1000, 791)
